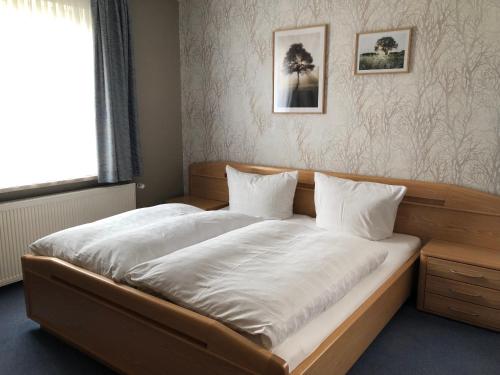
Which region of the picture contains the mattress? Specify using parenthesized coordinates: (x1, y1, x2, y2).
(273, 214, 420, 371)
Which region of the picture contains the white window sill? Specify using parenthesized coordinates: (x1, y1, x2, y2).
(0, 176, 98, 194)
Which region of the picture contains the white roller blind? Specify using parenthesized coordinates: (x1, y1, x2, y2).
(0, 0, 97, 190)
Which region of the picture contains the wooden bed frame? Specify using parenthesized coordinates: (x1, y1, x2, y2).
(22, 162, 500, 375)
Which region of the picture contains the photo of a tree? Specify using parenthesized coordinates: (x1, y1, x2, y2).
(284, 43, 315, 92)
(273, 25, 326, 113)
(355, 28, 412, 74)
(374, 36, 398, 55)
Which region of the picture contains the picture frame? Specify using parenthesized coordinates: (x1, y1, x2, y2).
(273, 24, 327, 114)
(354, 28, 412, 75)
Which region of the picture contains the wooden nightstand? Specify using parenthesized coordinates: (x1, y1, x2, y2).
(418, 240, 500, 331)
(166, 195, 228, 211)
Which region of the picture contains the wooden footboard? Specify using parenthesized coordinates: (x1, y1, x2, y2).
(22, 255, 288, 375)
(22, 252, 418, 375)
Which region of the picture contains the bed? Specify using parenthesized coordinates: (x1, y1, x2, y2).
(22, 161, 500, 375)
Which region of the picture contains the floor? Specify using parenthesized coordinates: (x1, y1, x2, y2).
(1, 282, 499, 375)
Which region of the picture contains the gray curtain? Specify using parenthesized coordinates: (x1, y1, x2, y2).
(91, 0, 142, 183)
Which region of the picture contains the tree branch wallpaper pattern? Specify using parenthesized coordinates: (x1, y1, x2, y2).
(179, 0, 500, 195)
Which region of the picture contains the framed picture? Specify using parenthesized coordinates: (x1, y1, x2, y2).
(355, 28, 412, 75)
(273, 24, 327, 114)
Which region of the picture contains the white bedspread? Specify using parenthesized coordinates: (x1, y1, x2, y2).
(30, 203, 262, 281)
(125, 220, 388, 348)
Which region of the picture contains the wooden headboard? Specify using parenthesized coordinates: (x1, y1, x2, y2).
(189, 161, 500, 250)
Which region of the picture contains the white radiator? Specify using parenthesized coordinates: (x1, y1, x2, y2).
(0, 183, 136, 287)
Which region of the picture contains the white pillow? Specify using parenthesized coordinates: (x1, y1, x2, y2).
(314, 172, 407, 240)
(226, 165, 298, 219)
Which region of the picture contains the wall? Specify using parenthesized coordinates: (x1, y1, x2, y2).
(179, 0, 500, 195)
(130, 0, 184, 207)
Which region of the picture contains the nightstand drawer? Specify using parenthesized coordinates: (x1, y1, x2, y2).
(424, 293, 500, 331)
(426, 275, 500, 309)
(427, 257, 500, 290)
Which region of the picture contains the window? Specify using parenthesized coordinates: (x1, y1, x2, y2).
(0, 0, 97, 191)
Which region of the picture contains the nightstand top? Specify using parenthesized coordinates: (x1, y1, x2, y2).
(166, 195, 228, 211)
(422, 239, 500, 270)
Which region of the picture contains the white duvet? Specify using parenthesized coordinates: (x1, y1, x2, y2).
(30, 203, 262, 281)
(125, 220, 388, 348)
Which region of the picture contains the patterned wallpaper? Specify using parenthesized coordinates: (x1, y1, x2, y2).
(179, 0, 500, 195)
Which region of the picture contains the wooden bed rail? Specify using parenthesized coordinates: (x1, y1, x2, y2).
(189, 162, 500, 251)
(22, 255, 288, 375)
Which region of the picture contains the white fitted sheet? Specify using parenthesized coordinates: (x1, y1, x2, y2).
(273, 214, 420, 371)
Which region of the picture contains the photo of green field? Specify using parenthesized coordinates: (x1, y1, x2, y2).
(355, 29, 411, 74)
(359, 50, 405, 70)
